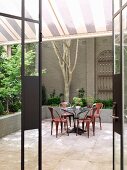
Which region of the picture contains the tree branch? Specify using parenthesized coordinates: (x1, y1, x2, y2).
(52, 41, 70, 68)
(71, 39, 79, 73)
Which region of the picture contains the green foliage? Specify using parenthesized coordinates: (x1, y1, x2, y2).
(47, 89, 64, 106)
(94, 99, 113, 108)
(9, 101, 21, 112)
(0, 101, 4, 115)
(0, 46, 5, 56)
(77, 88, 85, 98)
(0, 45, 21, 112)
(73, 88, 86, 107)
(72, 97, 87, 107)
(47, 97, 61, 106)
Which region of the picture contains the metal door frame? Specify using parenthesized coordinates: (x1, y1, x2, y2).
(112, 0, 127, 169)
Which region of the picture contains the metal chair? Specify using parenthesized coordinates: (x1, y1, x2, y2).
(48, 107, 69, 138)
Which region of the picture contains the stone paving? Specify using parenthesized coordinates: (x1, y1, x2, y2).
(0, 119, 114, 170)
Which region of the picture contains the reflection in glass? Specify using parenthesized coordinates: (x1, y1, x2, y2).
(25, 22, 39, 76)
(0, 0, 21, 16)
(114, 132, 121, 170)
(25, 0, 39, 20)
(122, 0, 127, 6)
(24, 43, 39, 76)
(24, 129, 38, 169)
(114, 0, 120, 14)
(114, 14, 120, 74)
(122, 7, 127, 169)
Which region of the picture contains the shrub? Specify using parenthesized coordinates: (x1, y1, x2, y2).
(47, 97, 61, 106)
(78, 88, 85, 98)
(0, 101, 4, 115)
(72, 97, 87, 107)
(9, 101, 21, 112)
(47, 89, 63, 106)
(94, 99, 113, 108)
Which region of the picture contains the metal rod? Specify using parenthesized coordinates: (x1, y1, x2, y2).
(21, 0, 25, 169)
(39, 0, 42, 169)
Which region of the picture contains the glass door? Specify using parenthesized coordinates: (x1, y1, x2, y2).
(113, 0, 123, 170)
(113, 12, 123, 170)
(122, 6, 127, 170)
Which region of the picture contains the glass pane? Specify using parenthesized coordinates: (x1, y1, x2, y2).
(122, 7, 127, 169)
(24, 129, 38, 169)
(114, 0, 120, 14)
(114, 14, 121, 74)
(0, 18, 21, 170)
(0, 0, 21, 16)
(114, 132, 121, 170)
(122, 0, 127, 5)
(0, 16, 21, 45)
(25, 22, 39, 76)
(25, 0, 39, 20)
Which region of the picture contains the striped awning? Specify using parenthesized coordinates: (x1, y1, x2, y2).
(0, 0, 112, 44)
(42, 0, 112, 41)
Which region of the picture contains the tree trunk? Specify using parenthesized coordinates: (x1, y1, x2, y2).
(6, 99, 9, 113)
(64, 82, 70, 102)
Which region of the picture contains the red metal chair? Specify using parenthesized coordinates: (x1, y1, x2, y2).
(60, 102, 74, 127)
(48, 107, 69, 138)
(76, 107, 97, 138)
(92, 103, 103, 130)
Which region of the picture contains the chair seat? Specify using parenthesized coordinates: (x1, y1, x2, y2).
(62, 112, 73, 116)
(78, 118, 92, 123)
(53, 118, 67, 122)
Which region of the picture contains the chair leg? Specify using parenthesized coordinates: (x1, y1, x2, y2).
(66, 122, 69, 136)
(61, 122, 63, 133)
(69, 116, 71, 127)
(76, 121, 79, 136)
(55, 122, 59, 138)
(82, 122, 84, 130)
(92, 120, 95, 136)
(51, 121, 53, 135)
(86, 122, 90, 138)
(99, 116, 102, 130)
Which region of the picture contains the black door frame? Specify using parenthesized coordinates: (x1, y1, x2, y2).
(0, 0, 42, 169)
(112, 0, 127, 170)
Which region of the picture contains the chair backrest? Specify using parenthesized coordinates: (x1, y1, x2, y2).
(48, 107, 60, 119)
(59, 102, 71, 108)
(89, 107, 97, 118)
(48, 107, 54, 119)
(95, 103, 103, 115)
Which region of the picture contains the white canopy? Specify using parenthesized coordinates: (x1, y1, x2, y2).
(0, 0, 112, 44)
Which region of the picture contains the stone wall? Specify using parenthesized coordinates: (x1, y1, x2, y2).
(0, 112, 21, 138)
(42, 36, 112, 101)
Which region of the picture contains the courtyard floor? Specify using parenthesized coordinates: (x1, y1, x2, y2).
(0, 119, 113, 170)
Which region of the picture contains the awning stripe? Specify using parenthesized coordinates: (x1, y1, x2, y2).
(79, 0, 96, 33)
(0, 0, 112, 44)
(0, 24, 14, 41)
(55, 0, 77, 35)
(65, 0, 87, 34)
(89, 0, 106, 32)
(42, 0, 61, 36)
(103, 0, 112, 31)
(6, 18, 21, 38)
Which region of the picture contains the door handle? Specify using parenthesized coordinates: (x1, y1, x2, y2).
(111, 115, 119, 119)
(111, 102, 119, 119)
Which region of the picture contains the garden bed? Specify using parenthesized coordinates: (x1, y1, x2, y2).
(0, 112, 21, 138)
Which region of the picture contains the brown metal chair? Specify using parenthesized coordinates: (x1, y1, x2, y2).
(92, 103, 103, 130)
(76, 107, 97, 138)
(48, 107, 69, 138)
